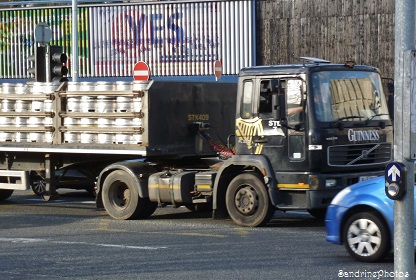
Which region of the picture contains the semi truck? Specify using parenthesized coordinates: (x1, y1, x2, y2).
(0, 58, 393, 227)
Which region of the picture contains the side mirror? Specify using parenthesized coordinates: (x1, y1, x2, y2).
(387, 95, 394, 121)
(272, 94, 286, 120)
(382, 78, 394, 120)
(387, 81, 394, 94)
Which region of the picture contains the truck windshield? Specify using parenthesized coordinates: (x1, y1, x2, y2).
(311, 71, 390, 123)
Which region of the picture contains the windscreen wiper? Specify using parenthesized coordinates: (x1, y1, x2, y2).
(364, 113, 390, 124)
(331, 116, 365, 127)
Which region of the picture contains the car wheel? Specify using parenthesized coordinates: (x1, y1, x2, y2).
(343, 211, 390, 262)
(30, 172, 46, 196)
(226, 173, 275, 227)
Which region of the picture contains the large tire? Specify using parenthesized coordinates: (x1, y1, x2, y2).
(226, 173, 275, 227)
(343, 211, 390, 262)
(102, 170, 147, 220)
(0, 189, 13, 201)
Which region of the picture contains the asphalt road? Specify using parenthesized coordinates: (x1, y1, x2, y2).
(0, 189, 413, 280)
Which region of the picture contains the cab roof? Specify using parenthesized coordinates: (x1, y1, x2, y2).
(238, 63, 380, 77)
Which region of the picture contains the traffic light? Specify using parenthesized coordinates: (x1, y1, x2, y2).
(385, 162, 407, 200)
(49, 45, 68, 82)
(27, 46, 47, 82)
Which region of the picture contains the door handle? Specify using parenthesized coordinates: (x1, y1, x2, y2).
(253, 138, 268, 144)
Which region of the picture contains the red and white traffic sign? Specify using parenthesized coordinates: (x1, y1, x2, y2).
(214, 60, 222, 79)
(133, 61, 150, 81)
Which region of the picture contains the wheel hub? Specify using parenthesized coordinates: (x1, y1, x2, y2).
(234, 186, 258, 215)
(114, 186, 130, 208)
(359, 230, 370, 242)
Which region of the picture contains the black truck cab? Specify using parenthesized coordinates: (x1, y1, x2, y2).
(231, 59, 393, 215)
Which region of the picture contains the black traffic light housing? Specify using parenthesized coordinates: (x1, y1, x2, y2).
(385, 162, 407, 200)
(49, 45, 68, 82)
(28, 46, 47, 82)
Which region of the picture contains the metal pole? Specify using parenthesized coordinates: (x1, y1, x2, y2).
(42, 154, 58, 201)
(45, 44, 50, 82)
(394, 1, 414, 279)
(71, 0, 79, 82)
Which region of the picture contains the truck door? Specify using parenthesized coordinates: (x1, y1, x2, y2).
(235, 77, 306, 167)
(256, 79, 286, 157)
(262, 78, 306, 166)
(285, 79, 306, 162)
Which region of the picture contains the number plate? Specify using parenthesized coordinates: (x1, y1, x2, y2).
(358, 176, 378, 182)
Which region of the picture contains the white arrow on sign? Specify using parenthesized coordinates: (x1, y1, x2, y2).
(387, 164, 401, 181)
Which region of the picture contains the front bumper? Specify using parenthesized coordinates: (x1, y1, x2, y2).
(325, 204, 349, 245)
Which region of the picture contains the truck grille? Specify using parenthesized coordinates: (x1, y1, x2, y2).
(328, 143, 391, 166)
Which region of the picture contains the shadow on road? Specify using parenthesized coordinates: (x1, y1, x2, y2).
(148, 208, 326, 228)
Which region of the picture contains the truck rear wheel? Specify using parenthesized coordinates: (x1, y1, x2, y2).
(102, 170, 147, 220)
(0, 189, 13, 201)
(226, 173, 275, 227)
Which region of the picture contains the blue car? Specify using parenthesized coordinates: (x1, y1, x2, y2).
(325, 176, 416, 262)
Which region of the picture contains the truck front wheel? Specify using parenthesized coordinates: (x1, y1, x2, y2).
(102, 170, 147, 220)
(226, 173, 275, 227)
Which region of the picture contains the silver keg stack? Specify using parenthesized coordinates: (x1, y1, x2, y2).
(0, 82, 56, 143)
(61, 80, 147, 144)
(0, 81, 147, 145)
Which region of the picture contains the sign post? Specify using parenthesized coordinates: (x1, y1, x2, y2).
(72, 0, 79, 82)
(33, 23, 51, 82)
(393, 1, 415, 278)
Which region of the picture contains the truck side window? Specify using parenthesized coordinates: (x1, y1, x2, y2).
(259, 80, 272, 116)
(241, 80, 253, 119)
(286, 80, 303, 123)
(289, 135, 304, 160)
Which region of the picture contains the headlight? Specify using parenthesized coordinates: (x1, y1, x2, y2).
(330, 187, 351, 205)
(308, 175, 319, 189)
